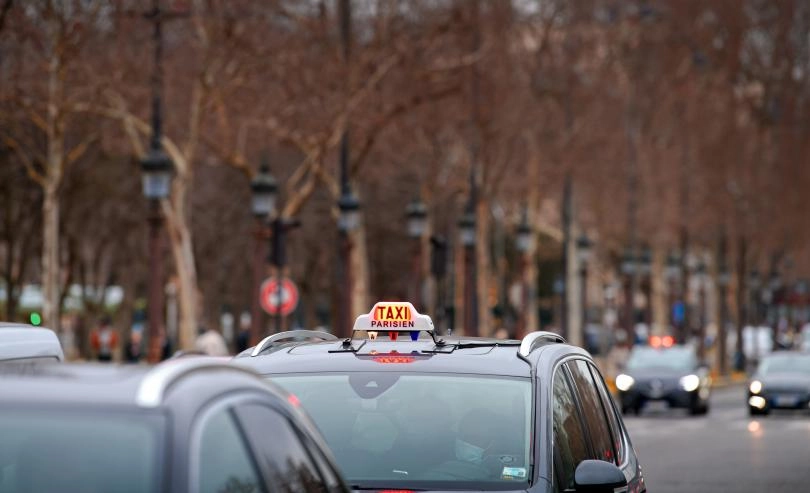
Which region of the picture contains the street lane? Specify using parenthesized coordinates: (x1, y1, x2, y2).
(623, 384, 810, 492)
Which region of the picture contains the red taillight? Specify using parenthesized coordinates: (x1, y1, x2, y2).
(372, 356, 415, 364)
(287, 394, 301, 407)
(650, 335, 661, 348)
(662, 335, 674, 347)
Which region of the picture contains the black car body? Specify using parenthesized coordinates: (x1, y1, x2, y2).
(748, 351, 810, 415)
(235, 301, 646, 493)
(0, 358, 349, 493)
(615, 344, 711, 415)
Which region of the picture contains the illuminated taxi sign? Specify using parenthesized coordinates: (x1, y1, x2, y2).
(352, 301, 434, 332)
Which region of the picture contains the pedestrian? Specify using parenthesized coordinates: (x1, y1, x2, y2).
(124, 329, 144, 363)
(90, 315, 118, 362)
(194, 326, 229, 357)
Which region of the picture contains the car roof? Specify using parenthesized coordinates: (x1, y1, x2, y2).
(0, 323, 64, 362)
(235, 334, 574, 378)
(0, 358, 271, 409)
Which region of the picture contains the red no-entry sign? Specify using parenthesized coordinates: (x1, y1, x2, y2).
(260, 277, 299, 316)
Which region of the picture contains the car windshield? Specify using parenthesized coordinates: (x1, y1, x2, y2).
(0, 408, 165, 492)
(273, 373, 532, 490)
(759, 354, 810, 375)
(626, 347, 696, 371)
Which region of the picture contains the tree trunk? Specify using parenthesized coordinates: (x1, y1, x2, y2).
(165, 176, 200, 351)
(350, 220, 370, 318)
(41, 184, 61, 332)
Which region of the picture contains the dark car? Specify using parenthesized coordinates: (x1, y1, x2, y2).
(615, 343, 711, 416)
(0, 357, 349, 493)
(235, 301, 645, 493)
(0, 323, 63, 363)
(748, 351, 810, 416)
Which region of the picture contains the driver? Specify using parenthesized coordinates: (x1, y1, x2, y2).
(425, 408, 504, 480)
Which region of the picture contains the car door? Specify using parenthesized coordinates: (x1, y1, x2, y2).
(233, 402, 348, 493)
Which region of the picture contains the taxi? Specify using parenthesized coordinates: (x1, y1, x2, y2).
(615, 337, 711, 416)
(0, 357, 349, 493)
(235, 301, 645, 493)
(0, 322, 63, 363)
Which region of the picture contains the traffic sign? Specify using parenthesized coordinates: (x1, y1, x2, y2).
(260, 277, 299, 316)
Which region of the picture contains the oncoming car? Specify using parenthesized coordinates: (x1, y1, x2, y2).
(0, 358, 349, 493)
(748, 351, 810, 416)
(615, 340, 710, 416)
(235, 302, 645, 493)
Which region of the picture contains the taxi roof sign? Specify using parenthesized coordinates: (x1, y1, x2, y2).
(352, 301, 434, 333)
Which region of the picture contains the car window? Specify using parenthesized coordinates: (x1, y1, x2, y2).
(566, 360, 616, 464)
(234, 403, 331, 493)
(627, 347, 696, 371)
(0, 409, 164, 493)
(552, 366, 589, 493)
(198, 407, 263, 493)
(588, 362, 625, 465)
(273, 373, 531, 490)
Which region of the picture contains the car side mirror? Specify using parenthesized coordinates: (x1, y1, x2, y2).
(574, 460, 627, 492)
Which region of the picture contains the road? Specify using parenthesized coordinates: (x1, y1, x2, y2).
(624, 383, 810, 492)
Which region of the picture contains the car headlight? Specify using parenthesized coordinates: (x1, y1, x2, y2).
(615, 374, 635, 391)
(749, 380, 762, 394)
(680, 374, 700, 392)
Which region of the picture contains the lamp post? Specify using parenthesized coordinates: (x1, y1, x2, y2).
(406, 198, 428, 310)
(576, 233, 593, 341)
(620, 249, 636, 338)
(249, 164, 277, 344)
(665, 251, 682, 339)
(430, 235, 448, 334)
(142, 0, 174, 363)
(696, 260, 708, 359)
(515, 208, 533, 338)
(639, 247, 652, 327)
(336, 160, 360, 338)
(458, 208, 477, 336)
(768, 269, 782, 347)
(718, 265, 731, 376)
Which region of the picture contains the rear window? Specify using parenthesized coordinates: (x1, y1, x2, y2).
(0, 408, 165, 493)
(273, 373, 532, 490)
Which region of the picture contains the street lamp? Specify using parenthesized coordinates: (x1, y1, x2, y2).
(515, 208, 533, 338)
(250, 164, 278, 218)
(718, 263, 731, 376)
(142, 0, 174, 363)
(620, 248, 636, 334)
(458, 208, 477, 336)
(576, 233, 593, 336)
(336, 163, 361, 338)
(516, 209, 533, 254)
(696, 260, 708, 358)
(249, 164, 278, 345)
(405, 198, 428, 309)
(405, 198, 428, 239)
(639, 247, 653, 326)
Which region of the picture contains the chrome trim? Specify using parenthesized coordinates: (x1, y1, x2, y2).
(250, 330, 338, 357)
(518, 331, 566, 357)
(136, 358, 259, 408)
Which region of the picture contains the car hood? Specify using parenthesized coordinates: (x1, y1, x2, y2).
(623, 367, 692, 381)
(757, 372, 810, 389)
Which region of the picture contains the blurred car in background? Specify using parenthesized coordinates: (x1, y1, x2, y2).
(747, 351, 810, 416)
(615, 338, 711, 416)
(0, 323, 63, 363)
(0, 358, 348, 493)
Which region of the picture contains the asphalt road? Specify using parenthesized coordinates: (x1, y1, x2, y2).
(623, 384, 810, 492)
